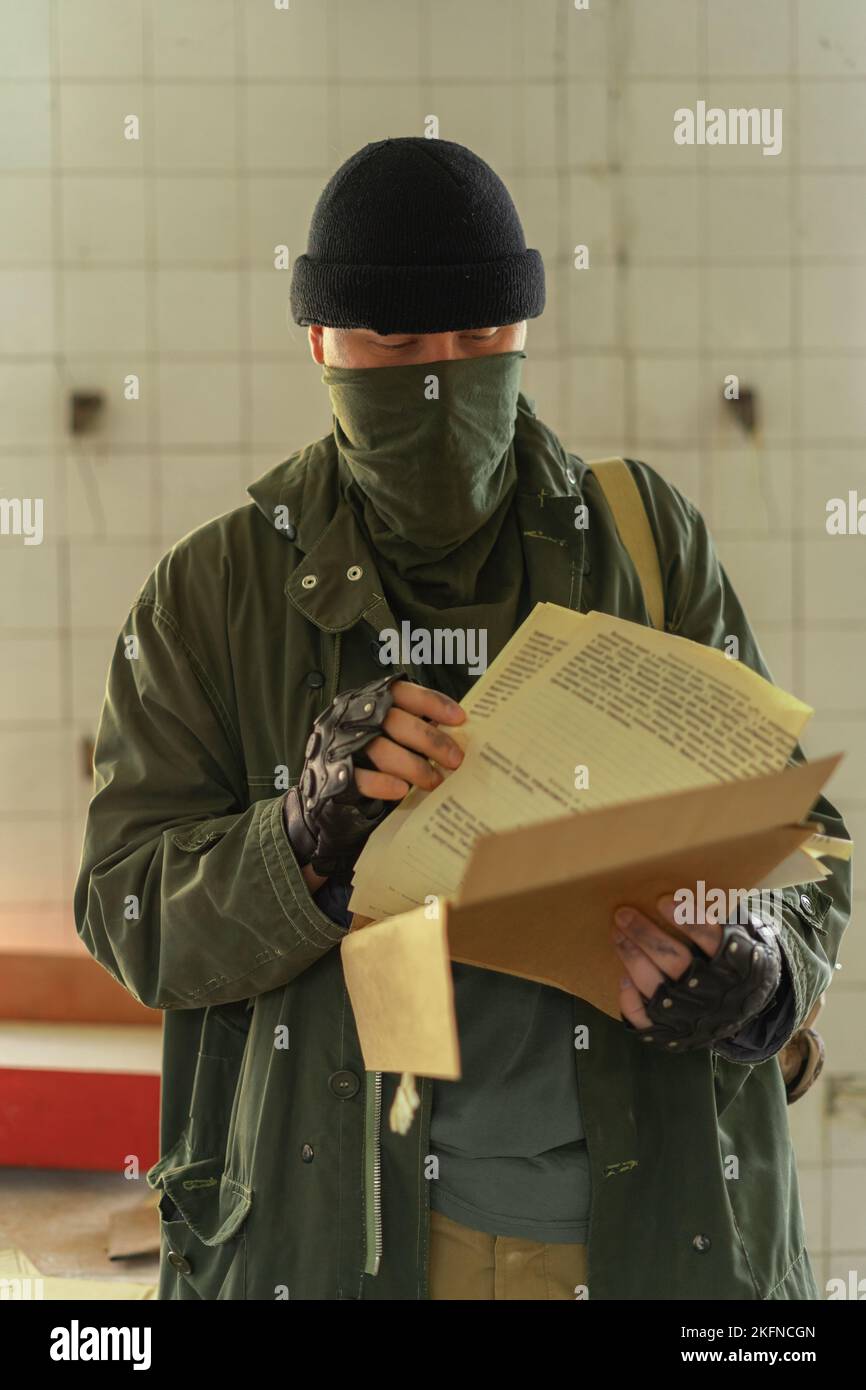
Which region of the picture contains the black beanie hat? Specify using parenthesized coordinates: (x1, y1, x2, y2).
(290, 137, 545, 335)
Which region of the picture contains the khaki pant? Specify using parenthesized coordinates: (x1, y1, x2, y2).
(428, 1208, 588, 1300)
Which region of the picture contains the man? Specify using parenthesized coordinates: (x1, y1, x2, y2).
(75, 137, 850, 1301)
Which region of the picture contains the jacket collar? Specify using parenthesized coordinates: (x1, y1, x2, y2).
(247, 393, 587, 634)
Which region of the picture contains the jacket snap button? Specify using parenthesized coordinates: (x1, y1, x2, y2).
(283, 522, 297, 541)
(301, 1143, 314, 1163)
(306, 670, 325, 688)
(168, 1250, 192, 1273)
(692, 1234, 711, 1253)
(301, 574, 317, 590)
(329, 1069, 360, 1099)
(347, 565, 363, 581)
(799, 894, 813, 914)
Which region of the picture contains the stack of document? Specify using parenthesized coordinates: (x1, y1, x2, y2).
(342, 605, 845, 1081)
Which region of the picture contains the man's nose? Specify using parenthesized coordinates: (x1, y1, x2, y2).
(416, 332, 465, 362)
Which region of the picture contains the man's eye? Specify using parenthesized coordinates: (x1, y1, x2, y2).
(464, 330, 500, 341)
(376, 339, 416, 350)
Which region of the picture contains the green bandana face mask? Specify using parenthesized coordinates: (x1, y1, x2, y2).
(322, 350, 526, 556)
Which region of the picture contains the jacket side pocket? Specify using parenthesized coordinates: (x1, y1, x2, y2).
(153, 1156, 251, 1301)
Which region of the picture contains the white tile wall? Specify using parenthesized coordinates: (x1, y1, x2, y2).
(55, 0, 144, 79)
(244, 84, 332, 171)
(335, 0, 424, 82)
(626, 267, 700, 351)
(154, 270, 240, 353)
(159, 455, 247, 542)
(705, 0, 791, 77)
(623, 173, 700, 262)
(798, 173, 866, 257)
(154, 176, 239, 265)
(706, 267, 791, 352)
(0, 0, 862, 1259)
(0, 176, 53, 261)
(429, 0, 515, 81)
(150, 0, 236, 80)
(0, 0, 50, 80)
(523, 0, 608, 81)
(242, 0, 329, 82)
(155, 363, 242, 446)
(705, 174, 792, 261)
(714, 536, 794, 626)
(151, 84, 236, 170)
(61, 269, 148, 355)
(624, 0, 700, 76)
(61, 176, 148, 264)
(801, 268, 866, 351)
(58, 84, 146, 171)
(797, 0, 866, 78)
(704, 447, 795, 537)
(800, 82, 866, 167)
(0, 83, 51, 168)
(0, 270, 55, 354)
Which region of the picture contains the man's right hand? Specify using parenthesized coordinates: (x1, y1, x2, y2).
(353, 678, 465, 799)
(285, 673, 465, 885)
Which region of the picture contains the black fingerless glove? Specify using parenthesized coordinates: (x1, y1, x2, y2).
(283, 671, 411, 883)
(624, 913, 783, 1053)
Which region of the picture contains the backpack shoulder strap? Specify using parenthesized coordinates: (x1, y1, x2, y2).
(586, 456, 665, 630)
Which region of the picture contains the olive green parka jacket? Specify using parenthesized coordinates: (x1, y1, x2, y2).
(74, 394, 851, 1300)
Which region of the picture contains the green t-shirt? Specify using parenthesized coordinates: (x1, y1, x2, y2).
(429, 962, 591, 1244)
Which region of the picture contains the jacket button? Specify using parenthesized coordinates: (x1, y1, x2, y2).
(799, 894, 813, 914)
(329, 1069, 360, 1099)
(306, 670, 325, 688)
(301, 1143, 314, 1163)
(692, 1234, 712, 1253)
(167, 1250, 192, 1273)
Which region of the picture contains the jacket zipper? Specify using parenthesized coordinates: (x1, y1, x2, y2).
(418, 1075, 433, 1298)
(573, 996, 592, 1296)
(363, 1070, 383, 1276)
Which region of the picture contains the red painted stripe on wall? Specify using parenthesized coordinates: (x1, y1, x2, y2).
(0, 1067, 160, 1172)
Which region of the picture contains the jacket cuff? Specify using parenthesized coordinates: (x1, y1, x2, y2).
(261, 794, 348, 949)
(713, 886, 833, 1064)
(712, 947, 797, 1063)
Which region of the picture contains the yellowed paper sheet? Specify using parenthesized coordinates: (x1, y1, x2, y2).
(0, 1247, 155, 1300)
(802, 832, 853, 862)
(350, 602, 579, 891)
(341, 902, 459, 1078)
(350, 606, 813, 921)
(342, 756, 841, 1076)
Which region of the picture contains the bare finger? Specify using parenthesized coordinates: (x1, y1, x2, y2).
(619, 975, 652, 1030)
(614, 906, 694, 981)
(611, 918, 666, 998)
(389, 680, 466, 726)
(382, 705, 464, 771)
(656, 894, 723, 958)
(362, 734, 444, 792)
(354, 766, 411, 801)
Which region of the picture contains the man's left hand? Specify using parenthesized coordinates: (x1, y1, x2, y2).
(611, 895, 783, 1052)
